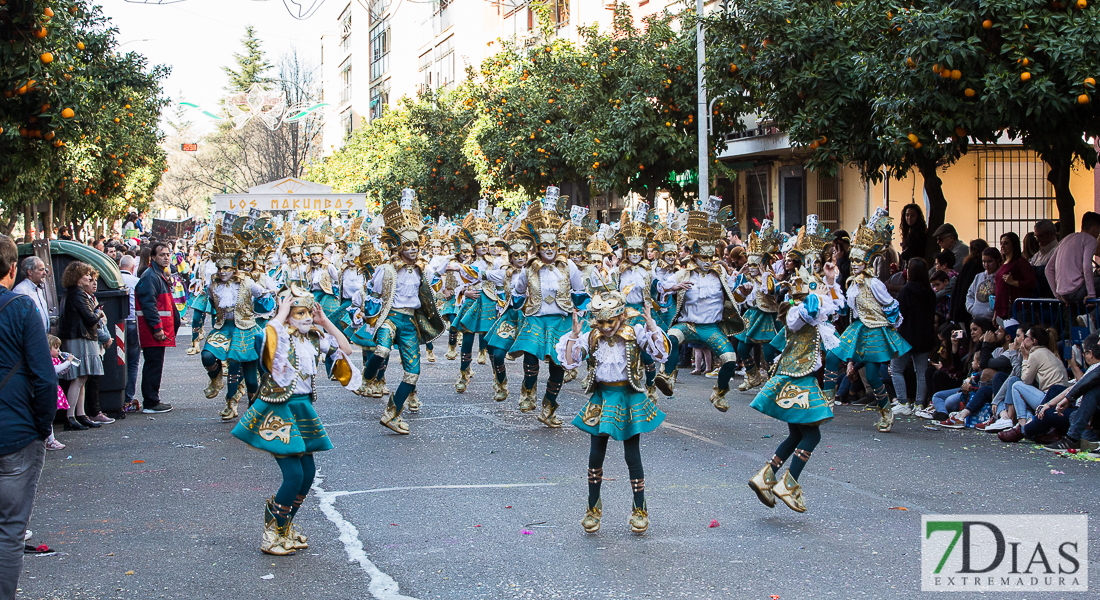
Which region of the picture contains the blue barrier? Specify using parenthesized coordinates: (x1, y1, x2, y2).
(1012, 298, 1093, 360)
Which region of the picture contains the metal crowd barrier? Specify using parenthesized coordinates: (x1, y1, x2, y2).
(1012, 298, 1098, 360)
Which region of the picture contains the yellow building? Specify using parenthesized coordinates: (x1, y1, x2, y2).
(717, 127, 1100, 246)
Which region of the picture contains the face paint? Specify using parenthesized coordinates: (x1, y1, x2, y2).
(288, 307, 313, 334)
(400, 240, 420, 262)
(748, 265, 760, 277)
(662, 251, 677, 267)
(217, 266, 235, 282)
(510, 255, 526, 268)
(538, 243, 556, 262)
(627, 250, 643, 264)
(458, 250, 471, 262)
(695, 257, 711, 269)
(310, 253, 323, 264)
(348, 243, 361, 258)
(474, 242, 488, 256)
(595, 316, 624, 337)
(239, 260, 254, 273)
(851, 259, 865, 276)
(569, 251, 584, 263)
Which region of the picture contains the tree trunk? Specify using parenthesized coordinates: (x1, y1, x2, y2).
(0, 210, 17, 236)
(1046, 157, 1075, 237)
(24, 202, 34, 242)
(918, 159, 947, 261)
(55, 197, 67, 236)
(573, 178, 591, 209)
(43, 199, 53, 240)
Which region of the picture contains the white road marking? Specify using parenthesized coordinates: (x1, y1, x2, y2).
(313, 470, 418, 600)
(334, 482, 557, 498)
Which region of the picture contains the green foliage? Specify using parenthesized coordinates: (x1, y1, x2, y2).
(0, 0, 169, 232)
(223, 25, 272, 93)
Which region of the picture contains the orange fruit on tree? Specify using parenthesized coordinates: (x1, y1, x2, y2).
(1021, 72, 1031, 81)
(1086, 77, 1096, 87)
(906, 57, 916, 68)
(1080, 94, 1091, 105)
(77, 42, 84, 50)
(61, 108, 74, 118)
(955, 126, 967, 137)
(35, 27, 47, 38)
(907, 133, 919, 144)
(982, 19, 993, 29)
(1078, 0, 1087, 8)
(951, 69, 961, 80)
(940, 68, 952, 79)
(1021, 58, 1030, 66)
(965, 88, 977, 97)
(914, 142, 923, 149)
(40, 52, 53, 64)
(44, 7, 54, 17)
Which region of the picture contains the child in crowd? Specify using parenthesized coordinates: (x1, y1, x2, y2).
(47, 335, 72, 451)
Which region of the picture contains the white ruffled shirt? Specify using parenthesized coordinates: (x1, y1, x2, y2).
(269, 322, 361, 394)
(555, 324, 670, 383)
(210, 280, 267, 318)
(677, 270, 737, 324)
(618, 265, 649, 304)
(513, 260, 586, 317)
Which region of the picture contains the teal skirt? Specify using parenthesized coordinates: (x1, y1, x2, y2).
(834, 320, 912, 364)
(455, 293, 500, 334)
(626, 302, 647, 327)
(441, 297, 459, 318)
(510, 313, 573, 365)
(769, 328, 787, 354)
(485, 306, 522, 352)
(186, 292, 212, 314)
(204, 321, 261, 363)
(750, 374, 834, 426)
(735, 307, 779, 343)
(313, 291, 343, 321)
(654, 303, 675, 332)
(348, 320, 376, 348)
(333, 298, 355, 332)
(232, 394, 333, 456)
(572, 383, 666, 441)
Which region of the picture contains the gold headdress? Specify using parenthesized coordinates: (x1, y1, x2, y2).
(211, 225, 242, 268)
(503, 229, 532, 255)
(651, 228, 679, 254)
(278, 283, 315, 309)
(564, 224, 590, 253)
(589, 287, 630, 322)
(786, 215, 830, 265)
(461, 213, 494, 245)
(614, 214, 652, 250)
(380, 192, 424, 249)
(684, 211, 724, 256)
(586, 238, 613, 257)
(306, 226, 328, 253)
(518, 201, 563, 246)
(849, 207, 893, 264)
(746, 219, 780, 265)
(345, 217, 367, 247)
(285, 224, 305, 256)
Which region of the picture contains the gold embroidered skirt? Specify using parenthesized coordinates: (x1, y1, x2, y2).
(232, 394, 333, 457)
(571, 382, 666, 441)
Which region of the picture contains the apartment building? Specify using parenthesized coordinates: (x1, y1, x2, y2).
(319, 0, 683, 158)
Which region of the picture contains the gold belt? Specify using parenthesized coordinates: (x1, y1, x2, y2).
(392, 307, 414, 316)
(599, 380, 629, 387)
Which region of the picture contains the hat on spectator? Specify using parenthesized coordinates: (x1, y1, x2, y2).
(933, 223, 958, 240)
(1002, 318, 1020, 338)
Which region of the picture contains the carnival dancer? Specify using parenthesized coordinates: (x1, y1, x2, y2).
(347, 240, 394, 399)
(334, 220, 366, 337)
(452, 214, 499, 392)
(733, 223, 782, 391)
(746, 226, 839, 512)
(266, 247, 286, 290)
(440, 234, 469, 361)
(484, 230, 532, 402)
(824, 208, 911, 433)
(510, 197, 589, 427)
(614, 213, 661, 394)
(556, 289, 670, 534)
(231, 285, 360, 555)
(581, 237, 617, 293)
(653, 210, 746, 411)
(201, 229, 273, 422)
(283, 229, 310, 290)
(650, 228, 681, 332)
(185, 235, 216, 355)
(561, 222, 594, 383)
(361, 192, 446, 434)
(304, 227, 342, 321)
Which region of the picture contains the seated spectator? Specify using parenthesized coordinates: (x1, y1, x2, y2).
(1046, 211, 1100, 306)
(1022, 333, 1100, 451)
(1005, 326, 1069, 428)
(1022, 231, 1040, 263)
(924, 318, 996, 422)
(993, 232, 1037, 322)
(1030, 219, 1059, 267)
(934, 251, 958, 278)
(925, 322, 968, 398)
(945, 323, 1018, 428)
(933, 223, 969, 268)
(930, 270, 952, 320)
(965, 247, 1000, 322)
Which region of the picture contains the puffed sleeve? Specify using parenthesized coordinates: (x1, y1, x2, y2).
(555, 329, 588, 369)
(868, 277, 903, 327)
(270, 323, 296, 388)
(634, 323, 670, 363)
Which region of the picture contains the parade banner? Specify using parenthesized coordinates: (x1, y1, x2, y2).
(213, 176, 367, 213)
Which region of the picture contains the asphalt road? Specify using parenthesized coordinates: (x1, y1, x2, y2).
(17, 337, 1099, 599)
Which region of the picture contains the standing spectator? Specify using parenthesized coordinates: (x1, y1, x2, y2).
(0, 235, 57, 600)
(832, 230, 851, 290)
(932, 223, 969, 268)
(948, 239, 989, 326)
(1021, 232, 1040, 262)
(899, 203, 928, 263)
(57, 226, 73, 241)
(965, 248, 1001, 321)
(13, 257, 49, 332)
(119, 255, 141, 413)
(57, 262, 106, 430)
(134, 241, 179, 414)
(891, 258, 937, 415)
(1030, 219, 1060, 268)
(993, 232, 1037, 321)
(1045, 211, 1100, 306)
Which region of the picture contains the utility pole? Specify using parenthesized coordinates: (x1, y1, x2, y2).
(696, 0, 708, 204)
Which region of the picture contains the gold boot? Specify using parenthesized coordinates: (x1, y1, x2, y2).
(709, 386, 730, 412)
(876, 405, 895, 433)
(738, 366, 760, 392)
(536, 399, 562, 428)
(425, 348, 437, 363)
(455, 369, 470, 393)
(286, 519, 308, 550)
(186, 338, 201, 356)
(654, 372, 675, 397)
(476, 349, 487, 364)
(204, 368, 225, 399)
(629, 501, 649, 534)
(378, 376, 391, 397)
(379, 397, 410, 435)
(563, 368, 577, 383)
(220, 386, 243, 422)
(445, 345, 457, 360)
(406, 390, 421, 413)
(261, 501, 296, 556)
(518, 385, 536, 412)
(772, 469, 807, 513)
(353, 376, 371, 397)
(582, 499, 602, 534)
(492, 378, 509, 402)
(748, 464, 778, 508)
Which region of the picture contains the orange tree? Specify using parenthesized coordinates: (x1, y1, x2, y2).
(0, 0, 168, 237)
(890, 0, 1100, 235)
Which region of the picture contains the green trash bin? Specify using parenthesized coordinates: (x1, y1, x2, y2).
(16, 240, 130, 416)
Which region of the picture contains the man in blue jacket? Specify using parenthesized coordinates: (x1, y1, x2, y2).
(0, 235, 57, 600)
